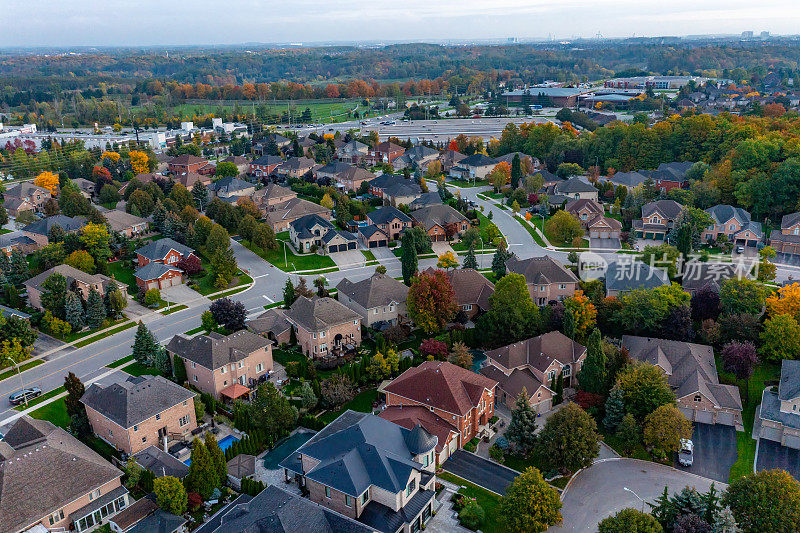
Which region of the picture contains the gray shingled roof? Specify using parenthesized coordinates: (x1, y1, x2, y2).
(641, 199, 684, 220)
(290, 213, 335, 239)
(22, 214, 85, 236)
(410, 204, 468, 230)
(81, 375, 196, 428)
(604, 260, 670, 293)
(368, 206, 411, 226)
(336, 273, 409, 309)
(384, 181, 422, 199)
(133, 445, 190, 479)
(459, 153, 498, 167)
(779, 360, 800, 401)
(24, 263, 114, 293)
(211, 177, 253, 195)
(166, 330, 271, 370)
(705, 204, 752, 225)
(285, 296, 361, 332)
(246, 308, 292, 337)
(410, 192, 442, 209)
(506, 255, 579, 285)
(781, 212, 800, 230)
(555, 177, 597, 194)
(136, 237, 195, 262)
(134, 262, 182, 282)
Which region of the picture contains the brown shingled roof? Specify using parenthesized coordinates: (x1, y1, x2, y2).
(379, 405, 459, 453)
(485, 331, 586, 372)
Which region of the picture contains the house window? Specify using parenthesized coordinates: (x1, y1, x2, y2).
(694, 395, 702, 402)
(89, 489, 101, 501)
(345, 495, 352, 507)
(353, 320, 358, 325)
(221, 367, 226, 374)
(320, 331, 326, 338)
(325, 486, 331, 498)
(361, 491, 369, 505)
(463, 304, 473, 311)
(313, 333, 317, 339)
(192, 362, 196, 368)
(406, 479, 416, 497)
(133, 425, 138, 432)
(194, 375, 198, 382)
(548, 370, 556, 381)
(256, 363, 263, 372)
(183, 400, 187, 406)
(238, 362, 243, 369)
(142, 436, 147, 443)
(562, 366, 571, 377)
(155, 414, 161, 421)
(180, 415, 190, 426)
(559, 284, 567, 289)
(48, 509, 64, 525)
(540, 286, 545, 291)
(423, 454, 429, 467)
(108, 428, 113, 436)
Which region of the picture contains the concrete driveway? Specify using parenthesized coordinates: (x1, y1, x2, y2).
(674, 423, 737, 482)
(756, 438, 800, 480)
(329, 249, 366, 268)
(161, 284, 205, 305)
(443, 450, 518, 495)
(590, 237, 621, 250)
(552, 459, 722, 532)
(431, 241, 456, 257)
(371, 246, 399, 263)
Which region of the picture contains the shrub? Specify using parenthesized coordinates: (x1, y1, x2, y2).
(494, 436, 509, 450)
(459, 500, 486, 530)
(489, 444, 505, 461)
(144, 288, 161, 307)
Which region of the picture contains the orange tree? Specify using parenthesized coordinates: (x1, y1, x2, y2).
(766, 282, 800, 321)
(406, 269, 456, 334)
(564, 290, 597, 339)
(34, 171, 60, 195)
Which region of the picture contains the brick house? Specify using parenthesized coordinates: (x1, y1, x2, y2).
(758, 360, 800, 449)
(249, 155, 284, 177)
(384, 180, 423, 207)
(336, 273, 409, 327)
(246, 307, 294, 346)
(135, 237, 197, 268)
(382, 361, 498, 463)
(506, 255, 579, 305)
(0, 417, 129, 533)
(104, 209, 149, 237)
(358, 225, 389, 248)
(284, 296, 362, 358)
(448, 153, 498, 181)
(438, 149, 467, 171)
(335, 166, 376, 192)
(428, 267, 494, 320)
(24, 264, 128, 310)
(275, 156, 316, 178)
(22, 214, 86, 248)
(335, 140, 369, 164)
(210, 176, 256, 199)
(367, 174, 412, 199)
(702, 204, 762, 248)
(175, 171, 212, 191)
(623, 336, 743, 430)
(3, 182, 51, 215)
(166, 330, 273, 400)
(279, 411, 437, 533)
(253, 183, 297, 210)
(134, 262, 186, 291)
(770, 211, 800, 256)
(168, 154, 208, 176)
(366, 206, 412, 240)
(480, 331, 586, 413)
(265, 197, 331, 232)
(81, 375, 197, 455)
(565, 198, 623, 239)
(633, 199, 684, 240)
(364, 141, 406, 164)
(289, 213, 358, 254)
(410, 204, 469, 242)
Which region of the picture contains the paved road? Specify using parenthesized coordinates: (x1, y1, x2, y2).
(443, 450, 519, 495)
(551, 459, 723, 532)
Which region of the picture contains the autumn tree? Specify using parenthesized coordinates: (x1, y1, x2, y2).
(80, 223, 112, 261)
(760, 313, 800, 363)
(564, 290, 597, 339)
(766, 282, 800, 321)
(545, 210, 583, 246)
(723, 469, 800, 533)
(490, 161, 512, 191)
(499, 467, 563, 532)
(34, 171, 60, 194)
(436, 250, 459, 270)
(128, 150, 150, 175)
(406, 270, 456, 334)
(448, 341, 473, 369)
(643, 404, 693, 459)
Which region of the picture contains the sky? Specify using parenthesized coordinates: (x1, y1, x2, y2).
(3, 0, 800, 47)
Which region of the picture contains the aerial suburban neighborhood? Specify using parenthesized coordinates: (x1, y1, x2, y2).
(3, 8, 800, 533)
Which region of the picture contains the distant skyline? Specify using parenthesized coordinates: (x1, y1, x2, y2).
(4, 0, 800, 47)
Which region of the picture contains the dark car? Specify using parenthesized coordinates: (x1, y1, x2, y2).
(8, 387, 42, 405)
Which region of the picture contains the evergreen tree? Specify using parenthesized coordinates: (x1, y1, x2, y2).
(186, 439, 216, 499)
(132, 321, 157, 366)
(510, 153, 522, 189)
(173, 354, 187, 383)
(283, 278, 296, 307)
(152, 200, 167, 232)
(603, 387, 626, 430)
(204, 432, 228, 487)
(563, 307, 576, 339)
(401, 233, 418, 285)
(8, 249, 29, 286)
(299, 381, 317, 410)
(463, 246, 478, 270)
(154, 346, 172, 377)
(615, 413, 640, 455)
(86, 287, 106, 329)
(193, 182, 210, 211)
(554, 373, 564, 405)
(64, 291, 85, 331)
(491, 247, 509, 279)
(577, 328, 606, 395)
(506, 390, 538, 456)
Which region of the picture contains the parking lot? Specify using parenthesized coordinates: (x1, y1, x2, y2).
(674, 423, 737, 482)
(756, 438, 800, 480)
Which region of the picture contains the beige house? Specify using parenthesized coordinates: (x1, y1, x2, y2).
(265, 197, 331, 232)
(24, 263, 128, 310)
(505, 255, 579, 305)
(104, 209, 149, 237)
(0, 417, 128, 533)
(22, 214, 86, 248)
(167, 330, 273, 400)
(82, 375, 197, 455)
(336, 273, 409, 327)
(430, 267, 494, 320)
(4, 182, 51, 215)
(480, 331, 586, 413)
(758, 360, 800, 449)
(254, 183, 297, 210)
(633, 199, 683, 240)
(284, 296, 362, 358)
(702, 204, 762, 248)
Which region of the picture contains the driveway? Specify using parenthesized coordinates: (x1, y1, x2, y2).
(161, 284, 205, 305)
(756, 438, 800, 480)
(329, 249, 367, 268)
(552, 459, 723, 532)
(371, 246, 399, 263)
(590, 237, 621, 250)
(431, 241, 456, 257)
(674, 422, 737, 482)
(443, 450, 518, 495)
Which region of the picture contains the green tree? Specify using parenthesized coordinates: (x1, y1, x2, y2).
(615, 362, 675, 421)
(204, 432, 228, 487)
(510, 153, 522, 189)
(201, 310, 217, 333)
(545, 210, 583, 246)
(205, 224, 230, 256)
(215, 161, 239, 177)
(283, 278, 296, 307)
(598, 508, 663, 533)
(506, 390, 538, 456)
(86, 287, 106, 330)
(615, 413, 641, 456)
(298, 381, 318, 410)
(105, 280, 127, 318)
(64, 291, 84, 331)
(401, 232, 418, 285)
(578, 328, 606, 394)
(638, 244, 680, 278)
(723, 469, 800, 533)
(252, 223, 277, 251)
(154, 346, 172, 377)
(193, 182, 210, 211)
(603, 387, 626, 430)
(613, 284, 691, 337)
(536, 403, 600, 473)
(477, 272, 539, 347)
(643, 404, 693, 459)
(173, 354, 187, 383)
(153, 476, 188, 515)
(250, 382, 298, 441)
(499, 467, 563, 532)
(210, 247, 238, 288)
(462, 246, 478, 270)
(186, 439, 216, 499)
(132, 321, 158, 366)
(720, 278, 766, 316)
(144, 288, 161, 307)
(760, 314, 800, 363)
(491, 246, 510, 279)
(41, 272, 68, 318)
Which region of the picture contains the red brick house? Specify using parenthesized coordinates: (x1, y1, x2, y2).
(134, 237, 197, 291)
(410, 204, 470, 242)
(382, 361, 497, 463)
(168, 154, 208, 176)
(134, 263, 185, 291)
(364, 141, 405, 164)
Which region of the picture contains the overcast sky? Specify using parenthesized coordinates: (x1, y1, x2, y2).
(3, 0, 800, 47)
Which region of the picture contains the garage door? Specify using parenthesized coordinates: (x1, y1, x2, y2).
(761, 425, 783, 442)
(695, 410, 714, 424)
(328, 245, 337, 253)
(590, 230, 599, 238)
(340, 244, 349, 252)
(716, 411, 735, 426)
(784, 434, 800, 449)
(378, 240, 387, 247)
(369, 241, 378, 248)
(599, 231, 610, 239)
(679, 407, 694, 420)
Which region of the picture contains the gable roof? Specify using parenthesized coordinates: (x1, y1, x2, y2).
(132, 445, 190, 479)
(781, 212, 800, 229)
(284, 296, 361, 332)
(608, 171, 649, 187)
(555, 177, 597, 194)
(641, 199, 684, 220)
(565, 198, 604, 216)
(22, 214, 85, 236)
(336, 273, 409, 309)
(24, 263, 114, 293)
(338, 166, 375, 182)
(384, 360, 497, 416)
(410, 192, 443, 209)
(104, 209, 147, 233)
(368, 206, 412, 225)
(266, 197, 330, 226)
(485, 330, 586, 372)
(81, 375, 196, 428)
(290, 213, 335, 238)
(505, 255, 579, 285)
(211, 177, 253, 195)
(136, 237, 195, 262)
(4, 182, 51, 199)
(384, 180, 422, 199)
(373, 141, 405, 153)
(134, 262, 183, 282)
(169, 154, 207, 166)
(459, 153, 498, 167)
(368, 174, 411, 190)
(279, 156, 316, 171)
(604, 260, 670, 293)
(166, 330, 271, 370)
(379, 406, 458, 453)
(436, 268, 494, 310)
(252, 155, 284, 166)
(681, 261, 752, 293)
(246, 307, 293, 337)
(779, 360, 800, 401)
(338, 140, 369, 154)
(706, 204, 752, 225)
(317, 161, 353, 175)
(410, 204, 468, 230)
(0, 417, 122, 533)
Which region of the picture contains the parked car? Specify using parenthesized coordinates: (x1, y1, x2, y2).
(735, 246, 744, 254)
(8, 387, 42, 405)
(678, 438, 694, 467)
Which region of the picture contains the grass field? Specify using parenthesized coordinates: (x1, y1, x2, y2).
(122, 362, 164, 378)
(14, 386, 65, 411)
(157, 99, 365, 125)
(107, 260, 138, 293)
(0, 359, 43, 382)
(107, 354, 135, 368)
(73, 321, 136, 348)
(438, 472, 504, 533)
(318, 389, 379, 424)
(514, 215, 548, 247)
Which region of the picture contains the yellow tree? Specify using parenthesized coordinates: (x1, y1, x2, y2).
(437, 251, 459, 270)
(34, 171, 60, 195)
(101, 151, 121, 162)
(490, 161, 511, 192)
(129, 150, 150, 175)
(766, 282, 800, 321)
(80, 223, 112, 261)
(320, 193, 335, 210)
(564, 290, 597, 339)
(425, 160, 442, 179)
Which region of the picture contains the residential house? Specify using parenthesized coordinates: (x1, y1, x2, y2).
(316, 161, 353, 181)
(120, 172, 161, 194)
(253, 134, 291, 156)
(533, 169, 562, 188)
(135, 262, 185, 291)
(543, 177, 599, 205)
(25, 264, 128, 310)
(336, 166, 376, 192)
(358, 225, 390, 248)
(166, 330, 273, 400)
(249, 155, 284, 178)
(505, 255, 579, 305)
(0, 416, 128, 533)
(382, 361, 497, 463)
(681, 261, 752, 294)
(368, 174, 412, 199)
(565, 198, 622, 239)
(0, 233, 37, 256)
(22, 214, 86, 248)
(623, 336, 743, 429)
(135, 237, 197, 268)
(276, 156, 316, 179)
(336, 273, 409, 327)
(246, 307, 294, 346)
(3, 196, 36, 217)
(436, 268, 494, 320)
(72, 178, 96, 198)
(336, 140, 370, 164)
(284, 296, 362, 358)
(410, 204, 469, 242)
(3, 182, 51, 215)
(279, 411, 437, 533)
(384, 180, 423, 207)
(174, 171, 212, 191)
(265, 197, 331, 232)
(605, 170, 649, 189)
(393, 145, 439, 171)
(104, 209, 149, 237)
(210, 176, 256, 199)
(366, 206, 412, 240)
(437, 150, 467, 171)
(81, 375, 197, 455)
(449, 153, 498, 181)
(168, 154, 208, 177)
(480, 331, 587, 412)
(221, 155, 251, 175)
(378, 406, 460, 467)
(770, 211, 800, 256)
(364, 141, 406, 165)
(409, 192, 442, 211)
(132, 446, 190, 479)
(702, 204, 762, 248)
(633, 199, 684, 240)
(643, 161, 695, 191)
(254, 182, 297, 210)
(108, 497, 187, 533)
(757, 360, 800, 449)
(289, 213, 357, 254)
(604, 260, 670, 297)
(496, 152, 538, 169)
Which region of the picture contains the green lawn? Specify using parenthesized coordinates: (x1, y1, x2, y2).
(446, 178, 490, 188)
(318, 388, 379, 424)
(60, 317, 128, 344)
(532, 216, 588, 248)
(14, 386, 65, 410)
(107, 354, 134, 368)
(0, 359, 43, 382)
(0, 228, 11, 234)
(122, 362, 164, 378)
(30, 397, 71, 428)
(514, 215, 547, 247)
(161, 304, 188, 315)
(107, 260, 138, 293)
(160, 98, 365, 125)
(242, 239, 336, 272)
(438, 472, 504, 533)
(73, 321, 136, 348)
(362, 250, 376, 262)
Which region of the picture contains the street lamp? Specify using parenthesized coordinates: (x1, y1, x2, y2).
(623, 487, 645, 513)
(5, 355, 29, 407)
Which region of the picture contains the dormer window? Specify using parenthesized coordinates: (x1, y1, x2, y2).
(694, 395, 702, 402)
(406, 479, 416, 497)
